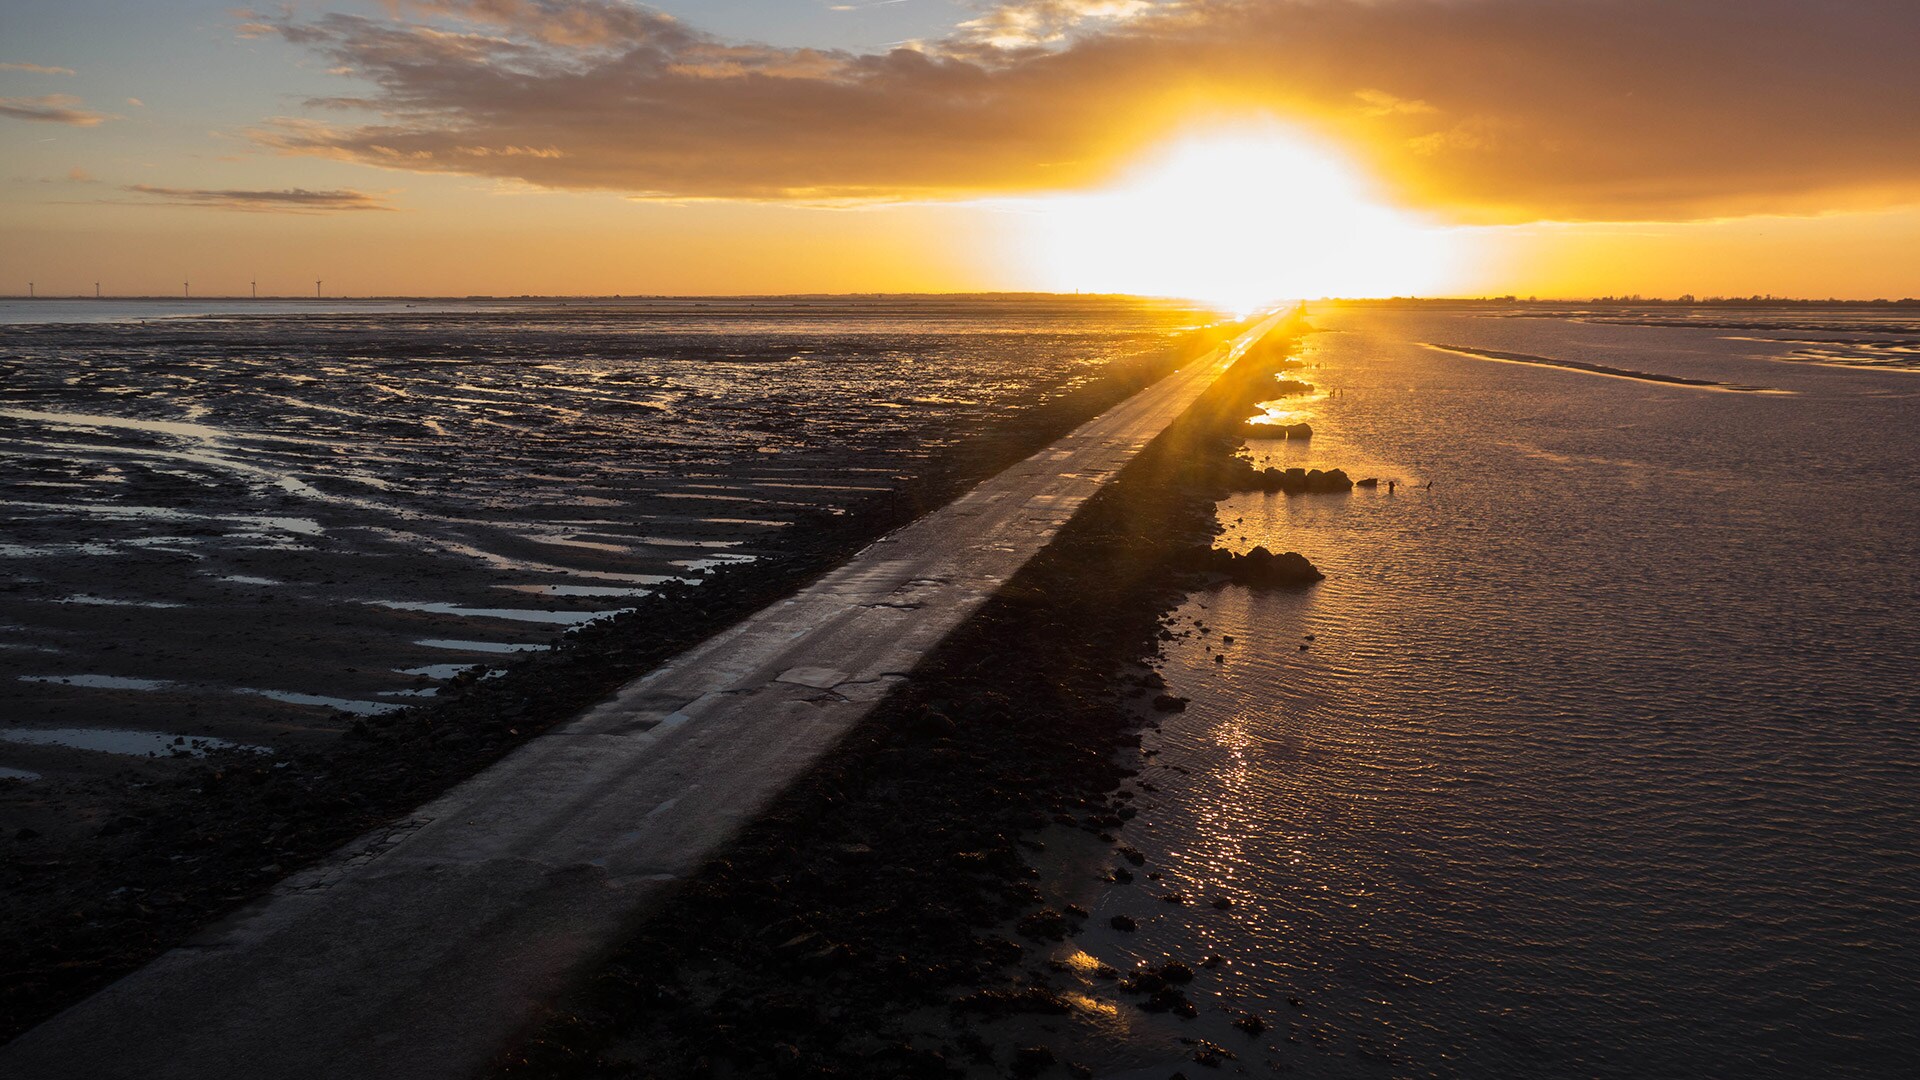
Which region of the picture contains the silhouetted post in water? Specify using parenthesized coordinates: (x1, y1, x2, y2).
(1388, 480, 1396, 495)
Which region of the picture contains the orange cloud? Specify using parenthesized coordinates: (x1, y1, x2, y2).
(245, 0, 1920, 222)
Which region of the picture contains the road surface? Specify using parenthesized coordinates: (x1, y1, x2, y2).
(1, 312, 1284, 1080)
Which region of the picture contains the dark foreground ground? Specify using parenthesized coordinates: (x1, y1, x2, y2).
(488, 324, 1320, 1078)
(0, 321, 1241, 1044)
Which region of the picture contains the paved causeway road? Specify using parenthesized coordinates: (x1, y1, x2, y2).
(2, 312, 1285, 1080)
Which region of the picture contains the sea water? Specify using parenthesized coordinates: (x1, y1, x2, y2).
(1082, 304, 1920, 1078)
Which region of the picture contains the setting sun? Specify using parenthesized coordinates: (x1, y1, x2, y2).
(1010, 126, 1465, 310)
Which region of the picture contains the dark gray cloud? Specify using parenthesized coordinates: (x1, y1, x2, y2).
(244, 0, 1920, 221)
(0, 93, 115, 125)
(123, 184, 394, 212)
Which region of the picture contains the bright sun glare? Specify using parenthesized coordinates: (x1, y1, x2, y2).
(1013, 126, 1463, 312)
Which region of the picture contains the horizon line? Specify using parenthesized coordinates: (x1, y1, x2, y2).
(4, 292, 1920, 306)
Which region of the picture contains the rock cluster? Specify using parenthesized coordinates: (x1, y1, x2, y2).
(1242, 420, 1313, 440)
(1220, 458, 1353, 494)
(1185, 545, 1324, 586)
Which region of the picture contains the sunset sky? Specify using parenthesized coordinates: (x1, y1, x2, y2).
(4, 0, 1918, 302)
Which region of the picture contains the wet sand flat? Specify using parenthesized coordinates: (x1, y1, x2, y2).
(0, 296, 1211, 839)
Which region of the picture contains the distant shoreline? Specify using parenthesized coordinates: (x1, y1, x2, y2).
(0, 292, 1192, 304)
(3, 294, 1919, 307)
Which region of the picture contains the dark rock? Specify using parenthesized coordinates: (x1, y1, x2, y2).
(805, 941, 855, 971)
(1109, 914, 1138, 932)
(1192, 545, 1323, 587)
(1011, 1045, 1056, 1078)
(1016, 909, 1068, 941)
(953, 988, 1071, 1016)
(1182, 1038, 1235, 1067)
(1238, 420, 1313, 442)
(1304, 468, 1352, 493)
(775, 931, 824, 957)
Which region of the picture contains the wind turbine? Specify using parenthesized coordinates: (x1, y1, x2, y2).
(316, 279, 323, 299)
(183, 279, 190, 299)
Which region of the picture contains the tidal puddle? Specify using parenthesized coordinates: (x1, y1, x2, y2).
(3, 500, 324, 537)
(0, 542, 120, 558)
(369, 600, 611, 625)
(0, 406, 245, 443)
(497, 584, 658, 598)
(18, 674, 171, 691)
(413, 638, 545, 654)
(0, 727, 268, 757)
(393, 662, 500, 679)
(232, 688, 405, 716)
(673, 554, 759, 573)
(526, 536, 633, 555)
(0, 766, 42, 781)
(427, 537, 681, 584)
(57, 595, 186, 609)
(630, 536, 749, 549)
